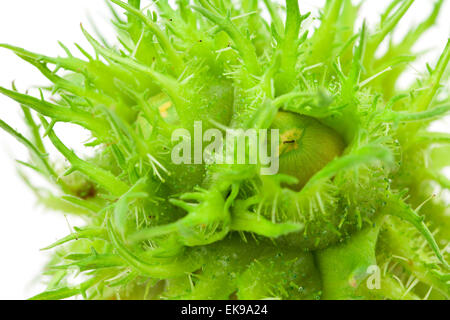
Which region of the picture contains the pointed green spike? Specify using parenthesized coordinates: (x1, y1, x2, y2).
(416, 40, 450, 111)
(40, 116, 129, 197)
(192, 4, 260, 75)
(308, 0, 344, 64)
(231, 209, 303, 238)
(0, 118, 57, 180)
(0, 43, 87, 72)
(109, 0, 184, 74)
(387, 195, 449, 270)
(0, 86, 110, 137)
(81, 25, 184, 110)
(40, 228, 107, 251)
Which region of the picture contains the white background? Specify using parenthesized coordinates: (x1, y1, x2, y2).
(0, 0, 449, 299)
